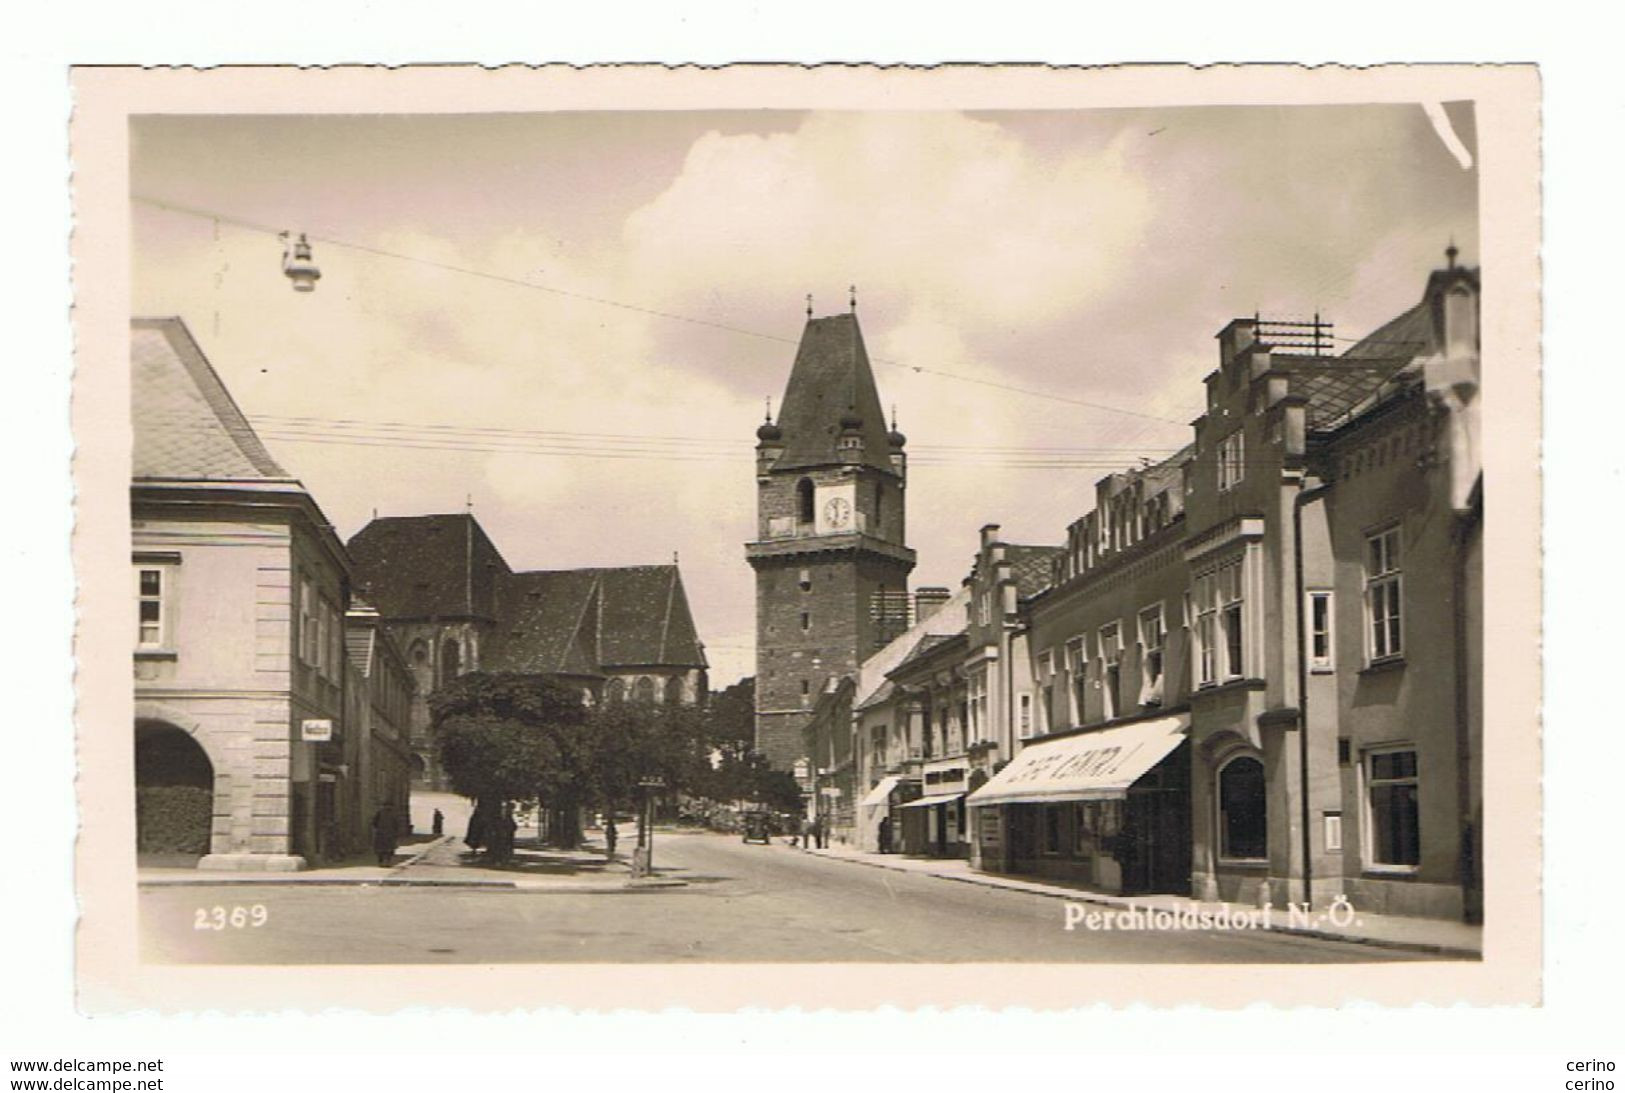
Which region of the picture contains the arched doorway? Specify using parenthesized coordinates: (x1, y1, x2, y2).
(135, 720, 215, 864)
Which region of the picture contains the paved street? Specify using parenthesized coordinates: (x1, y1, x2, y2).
(141, 831, 1429, 964)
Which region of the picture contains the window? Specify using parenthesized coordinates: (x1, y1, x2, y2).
(1366, 748, 1420, 867)
(604, 677, 626, 703)
(1065, 638, 1087, 727)
(299, 577, 318, 666)
(1218, 561, 1244, 680)
(798, 567, 812, 592)
(1366, 526, 1403, 661)
(967, 671, 987, 743)
(796, 478, 815, 524)
(1039, 651, 1056, 735)
(1193, 572, 1218, 686)
(1043, 805, 1062, 855)
(634, 676, 656, 704)
(1308, 590, 1334, 671)
(1217, 755, 1267, 860)
(1073, 802, 1092, 855)
(800, 612, 811, 632)
(1018, 693, 1033, 738)
(665, 676, 684, 705)
(135, 566, 169, 648)
(1138, 605, 1165, 707)
(874, 481, 884, 528)
(1218, 429, 1245, 491)
(1099, 622, 1122, 720)
(1323, 811, 1344, 853)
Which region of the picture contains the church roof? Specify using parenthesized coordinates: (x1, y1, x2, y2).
(485, 565, 708, 674)
(347, 514, 708, 674)
(770, 313, 895, 474)
(346, 513, 513, 621)
(131, 317, 291, 481)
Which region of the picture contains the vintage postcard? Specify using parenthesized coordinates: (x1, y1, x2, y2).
(71, 64, 1541, 1012)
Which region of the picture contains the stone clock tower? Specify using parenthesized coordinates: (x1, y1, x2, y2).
(747, 310, 916, 771)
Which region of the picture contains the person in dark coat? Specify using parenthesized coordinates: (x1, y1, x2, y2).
(431, 808, 444, 836)
(464, 800, 489, 855)
(370, 806, 399, 867)
(604, 816, 618, 859)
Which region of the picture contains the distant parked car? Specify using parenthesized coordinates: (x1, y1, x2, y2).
(741, 812, 773, 844)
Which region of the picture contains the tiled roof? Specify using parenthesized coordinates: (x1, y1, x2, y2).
(770, 314, 895, 474)
(485, 565, 708, 674)
(348, 514, 708, 673)
(347, 514, 512, 620)
(132, 318, 290, 480)
(886, 631, 966, 680)
(1284, 358, 1415, 430)
(1006, 544, 1064, 598)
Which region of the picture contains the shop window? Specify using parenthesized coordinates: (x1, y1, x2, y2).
(1366, 748, 1420, 868)
(1073, 802, 1093, 856)
(1217, 755, 1267, 861)
(1365, 526, 1403, 662)
(1044, 805, 1063, 855)
(1308, 590, 1334, 671)
(1138, 604, 1165, 706)
(1099, 622, 1122, 719)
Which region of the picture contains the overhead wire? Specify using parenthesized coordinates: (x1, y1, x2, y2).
(134, 193, 1195, 430)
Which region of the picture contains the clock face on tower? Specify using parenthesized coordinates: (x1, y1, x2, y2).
(822, 496, 851, 529)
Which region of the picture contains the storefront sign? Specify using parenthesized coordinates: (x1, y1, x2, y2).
(300, 718, 333, 742)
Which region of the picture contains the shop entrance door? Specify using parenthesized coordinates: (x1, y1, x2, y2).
(1123, 787, 1191, 895)
(1005, 806, 1037, 874)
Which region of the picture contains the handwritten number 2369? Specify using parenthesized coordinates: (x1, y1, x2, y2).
(193, 904, 269, 930)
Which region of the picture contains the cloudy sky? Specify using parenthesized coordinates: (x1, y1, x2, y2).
(131, 104, 1478, 686)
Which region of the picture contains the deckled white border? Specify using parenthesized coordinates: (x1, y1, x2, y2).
(69, 63, 1541, 1013)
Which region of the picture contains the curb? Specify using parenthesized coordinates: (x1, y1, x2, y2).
(138, 876, 689, 893)
(800, 848, 1481, 960)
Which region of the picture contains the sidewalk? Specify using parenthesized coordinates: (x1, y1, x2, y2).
(138, 834, 686, 892)
(802, 843, 1482, 958)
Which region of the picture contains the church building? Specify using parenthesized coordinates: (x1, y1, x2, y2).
(747, 309, 916, 771)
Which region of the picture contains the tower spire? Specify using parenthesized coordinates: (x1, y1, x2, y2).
(849, 284, 857, 313)
(806, 293, 813, 320)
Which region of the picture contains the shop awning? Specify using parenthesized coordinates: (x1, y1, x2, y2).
(859, 775, 903, 810)
(965, 715, 1188, 807)
(899, 792, 965, 809)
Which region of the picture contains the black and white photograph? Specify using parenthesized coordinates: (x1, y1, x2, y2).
(67, 64, 1540, 1013)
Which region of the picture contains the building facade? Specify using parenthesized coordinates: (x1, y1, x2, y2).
(971, 452, 1194, 893)
(747, 312, 916, 771)
(132, 317, 357, 871)
(347, 514, 709, 789)
(345, 599, 417, 844)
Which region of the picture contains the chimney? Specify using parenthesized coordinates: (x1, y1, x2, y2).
(1216, 318, 1258, 367)
(980, 523, 1001, 549)
(914, 587, 952, 624)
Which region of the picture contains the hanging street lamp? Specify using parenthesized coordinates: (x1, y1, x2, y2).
(279, 231, 321, 293)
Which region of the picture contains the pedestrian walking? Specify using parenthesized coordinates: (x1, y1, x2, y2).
(431, 808, 444, 836)
(604, 816, 618, 859)
(879, 815, 893, 854)
(370, 805, 399, 867)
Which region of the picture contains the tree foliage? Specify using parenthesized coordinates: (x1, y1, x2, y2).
(430, 673, 586, 808)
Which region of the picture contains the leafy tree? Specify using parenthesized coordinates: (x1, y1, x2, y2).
(431, 673, 587, 857)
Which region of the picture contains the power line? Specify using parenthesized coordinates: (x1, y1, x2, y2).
(134, 193, 1193, 428)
